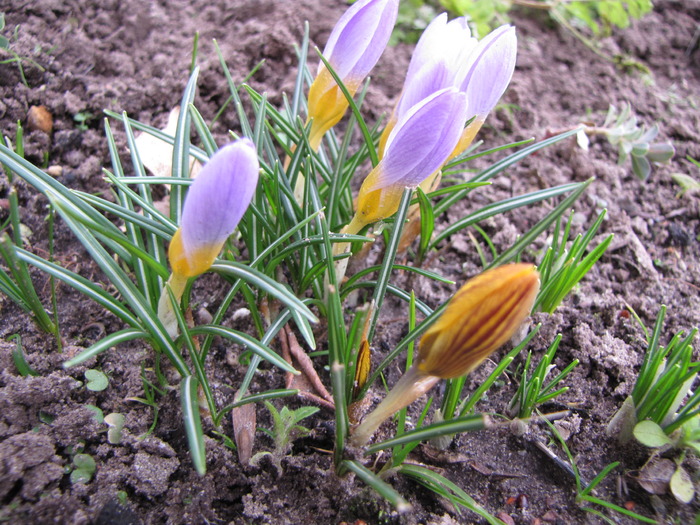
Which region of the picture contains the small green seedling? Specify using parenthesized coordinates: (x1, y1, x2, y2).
(105, 413, 125, 444)
(250, 401, 319, 475)
(579, 103, 675, 180)
(0, 13, 46, 86)
(70, 453, 96, 484)
(508, 334, 578, 419)
(84, 369, 109, 391)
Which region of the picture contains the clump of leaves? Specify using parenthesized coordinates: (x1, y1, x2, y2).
(507, 334, 578, 419)
(391, 0, 442, 44)
(439, 0, 653, 39)
(606, 305, 699, 503)
(250, 402, 319, 475)
(579, 103, 675, 180)
(671, 156, 700, 199)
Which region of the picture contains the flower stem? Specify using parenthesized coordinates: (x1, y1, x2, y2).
(157, 272, 189, 339)
(351, 365, 439, 447)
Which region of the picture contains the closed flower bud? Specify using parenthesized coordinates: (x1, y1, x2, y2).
(344, 88, 468, 235)
(379, 14, 476, 157)
(417, 263, 540, 378)
(169, 138, 259, 278)
(351, 263, 539, 445)
(307, 0, 398, 150)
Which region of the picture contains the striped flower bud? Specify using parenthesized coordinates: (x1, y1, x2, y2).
(417, 263, 540, 378)
(351, 263, 539, 445)
(307, 0, 398, 151)
(169, 138, 259, 278)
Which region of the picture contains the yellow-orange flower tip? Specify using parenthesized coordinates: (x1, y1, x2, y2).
(416, 263, 540, 379)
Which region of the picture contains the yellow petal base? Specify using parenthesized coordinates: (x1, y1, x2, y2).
(168, 228, 221, 278)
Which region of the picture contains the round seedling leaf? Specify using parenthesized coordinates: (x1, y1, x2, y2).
(84, 404, 104, 424)
(105, 413, 125, 444)
(670, 465, 694, 504)
(84, 369, 109, 391)
(70, 453, 96, 484)
(634, 420, 673, 448)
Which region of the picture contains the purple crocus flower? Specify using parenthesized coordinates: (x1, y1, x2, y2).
(393, 15, 476, 131)
(380, 21, 517, 160)
(460, 24, 517, 122)
(306, 0, 399, 150)
(344, 88, 468, 234)
(169, 138, 259, 277)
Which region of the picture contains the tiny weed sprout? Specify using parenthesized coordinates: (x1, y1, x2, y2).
(251, 402, 319, 475)
(351, 264, 539, 446)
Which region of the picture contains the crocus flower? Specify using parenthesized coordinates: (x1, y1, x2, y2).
(378, 13, 477, 157)
(169, 138, 259, 278)
(351, 263, 540, 445)
(379, 21, 517, 161)
(306, 0, 398, 151)
(158, 139, 259, 338)
(342, 88, 468, 236)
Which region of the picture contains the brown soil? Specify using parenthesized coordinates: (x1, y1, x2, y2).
(1, 1, 699, 524)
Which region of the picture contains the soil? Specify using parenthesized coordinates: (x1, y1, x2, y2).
(1, 0, 699, 524)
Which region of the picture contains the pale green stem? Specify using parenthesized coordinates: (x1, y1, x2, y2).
(351, 365, 440, 447)
(157, 272, 189, 339)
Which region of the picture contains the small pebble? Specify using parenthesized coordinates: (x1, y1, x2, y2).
(46, 165, 63, 177)
(495, 512, 515, 525)
(27, 105, 53, 133)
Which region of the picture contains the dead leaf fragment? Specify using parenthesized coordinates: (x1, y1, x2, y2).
(232, 402, 256, 466)
(27, 105, 53, 133)
(133, 106, 202, 184)
(636, 457, 674, 495)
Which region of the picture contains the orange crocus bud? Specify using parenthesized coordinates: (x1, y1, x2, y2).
(351, 263, 540, 446)
(417, 263, 540, 379)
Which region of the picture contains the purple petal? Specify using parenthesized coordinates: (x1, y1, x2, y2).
(181, 138, 259, 254)
(322, 0, 399, 84)
(396, 15, 476, 118)
(459, 25, 517, 119)
(374, 88, 468, 191)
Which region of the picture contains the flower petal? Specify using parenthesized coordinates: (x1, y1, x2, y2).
(459, 24, 517, 119)
(396, 15, 476, 118)
(322, 0, 399, 86)
(375, 88, 468, 191)
(172, 138, 259, 276)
